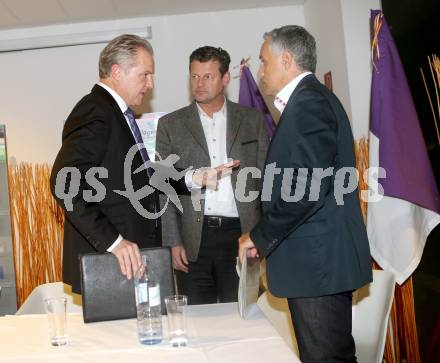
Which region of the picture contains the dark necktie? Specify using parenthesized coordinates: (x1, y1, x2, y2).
(124, 108, 151, 169)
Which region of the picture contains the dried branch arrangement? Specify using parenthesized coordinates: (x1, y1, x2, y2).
(420, 54, 440, 146)
(8, 163, 64, 306)
(355, 137, 369, 222)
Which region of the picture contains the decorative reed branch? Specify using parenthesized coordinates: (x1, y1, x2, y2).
(355, 137, 369, 223)
(8, 163, 64, 306)
(420, 54, 440, 146)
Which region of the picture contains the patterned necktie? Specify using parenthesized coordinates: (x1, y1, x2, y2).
(124, 108, 152, 175)
(124, 107, 157, 222)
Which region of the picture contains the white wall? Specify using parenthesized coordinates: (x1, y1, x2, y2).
(305, 0, 381, 139)
(304, 0, 352, 121)
(340, 0, 381, 139)
(0, 6, 304, 164)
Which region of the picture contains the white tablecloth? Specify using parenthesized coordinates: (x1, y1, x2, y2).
(0, 302, 298, 362)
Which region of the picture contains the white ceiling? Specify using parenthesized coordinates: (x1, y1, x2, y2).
(0, 0, 304, 30)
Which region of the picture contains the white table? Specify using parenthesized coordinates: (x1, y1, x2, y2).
(0, 302, 299, 362)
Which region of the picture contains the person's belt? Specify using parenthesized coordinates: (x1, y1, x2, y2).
(204, 215, 240, 228)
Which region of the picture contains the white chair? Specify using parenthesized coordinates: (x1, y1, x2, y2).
(15, 282, 82, 315)
(257, 270, 396, 363)
(352, 269, 395, 363)
(257, 290, 300, 356)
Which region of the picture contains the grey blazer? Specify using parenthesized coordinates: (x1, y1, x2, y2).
(156, 100, 269, 261)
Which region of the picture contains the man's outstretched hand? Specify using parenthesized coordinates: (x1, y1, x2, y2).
(193, 160, 240, 190)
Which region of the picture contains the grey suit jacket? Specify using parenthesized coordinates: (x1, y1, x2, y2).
(156, 100, 269, 261)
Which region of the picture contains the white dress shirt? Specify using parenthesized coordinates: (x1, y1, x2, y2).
(274, 71, 312, 113)
(196, 100, 239, 217)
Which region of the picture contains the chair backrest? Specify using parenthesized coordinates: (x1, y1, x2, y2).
(15, 282, 82, 315)
(80, 247, 175, 322)
(257, 269, 395, 363)
(352, 269, 395, 363)
(257, 291, 299, 355)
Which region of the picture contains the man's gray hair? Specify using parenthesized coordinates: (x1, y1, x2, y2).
(99, 34, 154, 78)
(264, 25, 317, 73)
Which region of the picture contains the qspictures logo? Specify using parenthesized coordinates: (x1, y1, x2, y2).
(54, 144, 386, 218)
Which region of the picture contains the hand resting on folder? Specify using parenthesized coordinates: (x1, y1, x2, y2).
(112, 239, 142, 280)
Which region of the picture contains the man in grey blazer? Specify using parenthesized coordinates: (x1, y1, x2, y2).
(156, 46, 269, 304)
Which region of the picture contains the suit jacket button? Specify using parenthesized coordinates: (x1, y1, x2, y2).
(197, 217, 201, 222)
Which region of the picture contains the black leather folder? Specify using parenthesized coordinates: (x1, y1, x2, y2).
(79, 247, 175, 323)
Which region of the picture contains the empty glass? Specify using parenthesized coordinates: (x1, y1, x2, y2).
(44, 297, 68, 346)
(164, 295, 188, 347)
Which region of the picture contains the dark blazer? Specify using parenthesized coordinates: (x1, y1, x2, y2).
(251, 74, 372, 298)
(156, 100, 269, 261)
(50, 85, 187, 293)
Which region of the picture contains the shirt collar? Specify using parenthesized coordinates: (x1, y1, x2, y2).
(274, 71, 312, 113)
(97, 82, 128, 114)
(196, 97, 227, 119)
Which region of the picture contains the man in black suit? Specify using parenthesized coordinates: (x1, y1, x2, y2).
(50, 34, 230, 294)
(239, 26, 372, 362)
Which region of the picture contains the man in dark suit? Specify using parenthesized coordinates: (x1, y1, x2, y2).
(239, 26, 372, 362)
(156, 46, 269, 304)
(50, 35, 228, 294)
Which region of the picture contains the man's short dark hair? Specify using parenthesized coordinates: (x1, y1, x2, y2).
(189, 46, 231, 76)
